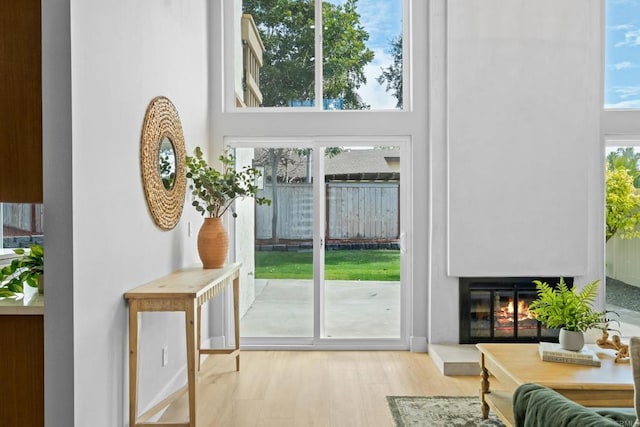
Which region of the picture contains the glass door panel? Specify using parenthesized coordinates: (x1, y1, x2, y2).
(236, 147, 314, 338)
(323, 146, 401, 338)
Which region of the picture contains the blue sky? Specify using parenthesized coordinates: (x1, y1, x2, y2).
(328, 0, 403, 109)
(606, 0, 640, 108)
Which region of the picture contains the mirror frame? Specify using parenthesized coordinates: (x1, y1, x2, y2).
(140, 96, 186, 230)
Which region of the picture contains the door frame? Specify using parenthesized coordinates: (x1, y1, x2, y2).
(226, 136, 413, 350)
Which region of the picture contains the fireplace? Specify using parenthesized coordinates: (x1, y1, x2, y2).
(459, 277, 571, 344)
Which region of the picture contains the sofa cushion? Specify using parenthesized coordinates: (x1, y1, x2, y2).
(513, 383, 636, 427)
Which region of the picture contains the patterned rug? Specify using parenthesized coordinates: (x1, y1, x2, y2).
(387, 396, 506, 427)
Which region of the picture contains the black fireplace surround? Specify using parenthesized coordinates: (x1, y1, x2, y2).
(459, 277, 572, 344)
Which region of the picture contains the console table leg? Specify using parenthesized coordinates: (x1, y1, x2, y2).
(197, 305, 202, 372)
(128, 302, 140, 427)
(185, 301, 198, 426)
(233, 275, 240, 371)
(480, 354, 490, 419)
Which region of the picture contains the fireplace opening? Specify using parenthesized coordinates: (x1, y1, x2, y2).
(459, 277, 572, 344)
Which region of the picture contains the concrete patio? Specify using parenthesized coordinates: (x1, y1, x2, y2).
(240, 279, 401, 338)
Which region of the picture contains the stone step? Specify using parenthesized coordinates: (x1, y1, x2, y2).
(428, 344, 480, 376)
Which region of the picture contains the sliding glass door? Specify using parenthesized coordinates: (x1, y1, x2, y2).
(233, 139, 407, 348)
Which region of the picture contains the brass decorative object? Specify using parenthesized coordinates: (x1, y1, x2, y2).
(140, 96, 186, 230)
(596, 329, 630, 363)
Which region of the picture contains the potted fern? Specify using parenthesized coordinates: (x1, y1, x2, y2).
(186, 147, 270, 268)
(528, 278, 612, 351)
(0, 244, 44, 297)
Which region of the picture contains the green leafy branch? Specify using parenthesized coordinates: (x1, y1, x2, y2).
(186, 147, 271, 218)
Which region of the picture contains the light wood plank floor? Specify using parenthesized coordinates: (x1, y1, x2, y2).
(159, 351, 481, 427)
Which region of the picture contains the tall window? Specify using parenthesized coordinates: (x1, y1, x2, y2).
(605, 0, 640, 109)
(235, 0, 405, 110)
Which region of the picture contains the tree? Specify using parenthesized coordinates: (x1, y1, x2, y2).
(376, 35, 402, 108)
(606, 166, 640, 242)
(607, 147, 640, 188)
(243, 0, 374, 109)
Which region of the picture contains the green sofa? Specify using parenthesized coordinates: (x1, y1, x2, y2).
(513, 383, 636, 427)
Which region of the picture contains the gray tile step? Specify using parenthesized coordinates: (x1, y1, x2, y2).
(428, 344, 480, 376)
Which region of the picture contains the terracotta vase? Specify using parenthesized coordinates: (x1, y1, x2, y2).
(197, 217, 229, 269)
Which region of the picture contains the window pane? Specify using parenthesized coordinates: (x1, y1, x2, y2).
(240, 1, 316, 108)
(323, 0, 403, 110)
(605, 0, 640, 109)
(2, 203, 44, 248)
(237, 0, 405, 110)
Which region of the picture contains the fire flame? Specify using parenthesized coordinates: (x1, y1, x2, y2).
(499, 298, 534, 321)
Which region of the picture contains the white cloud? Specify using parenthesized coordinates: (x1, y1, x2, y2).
(605, 99, 640, 109)
(615, 27, 640, 47)
(610, 24, 635, 31)
(358, 48, 398, 109)
(610, 61, 637, 70)
(614, 86, 640, 99)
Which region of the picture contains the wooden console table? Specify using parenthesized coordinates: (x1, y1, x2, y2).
(125, 263, 241, 427)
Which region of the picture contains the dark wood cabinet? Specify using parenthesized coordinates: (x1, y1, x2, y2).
(0, 314, 44, 427)
(0, 0, 43, 203)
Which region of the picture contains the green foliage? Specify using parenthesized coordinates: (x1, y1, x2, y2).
(243, 0, 374, 109)
(0, 244, 44, 298)
(606, 166, 640, 241)
(607, 147, 640, 188)
(186, 147, 271, 218)
(376, 35, 403, 108)
(528, 278, 611, 332)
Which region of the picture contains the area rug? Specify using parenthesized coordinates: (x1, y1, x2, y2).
(386, 396, 506, 427)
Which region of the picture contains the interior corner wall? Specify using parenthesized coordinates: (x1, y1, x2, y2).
(45, 1, 209, 425)
(429, 0, 602, 344)
(43, 0, 74, 425)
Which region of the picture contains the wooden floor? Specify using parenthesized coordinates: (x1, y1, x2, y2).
(159, 351, 480, 427)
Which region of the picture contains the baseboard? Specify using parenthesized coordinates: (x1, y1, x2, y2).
(410, 336, 428, 352)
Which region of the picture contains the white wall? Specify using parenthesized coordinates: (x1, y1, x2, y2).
(428, 0, 603, 343)
(44, 1, 209, 425)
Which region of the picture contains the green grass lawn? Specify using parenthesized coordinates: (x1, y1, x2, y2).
(255, 249, 400, 281)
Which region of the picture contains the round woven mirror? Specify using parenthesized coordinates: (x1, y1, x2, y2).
(140, 96, 186, 230)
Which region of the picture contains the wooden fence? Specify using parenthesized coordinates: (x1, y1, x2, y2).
(2, 203, 44, 234)
(606, 230, 640, 287)
(256, 182, 399, 241)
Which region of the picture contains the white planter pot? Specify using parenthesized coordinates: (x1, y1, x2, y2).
(559, 328, 584, 351)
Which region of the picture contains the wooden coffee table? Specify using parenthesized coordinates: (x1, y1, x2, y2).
(476, 343, 634, 427)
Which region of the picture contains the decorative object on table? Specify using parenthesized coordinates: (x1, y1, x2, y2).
(528, 278, 614, 351)
(140, 96, 187, 230)
(596, 330, 630, 363)
(0, 244, 44, 297)
(386, 396, 505, 427)
(186, 146, 270, 268)
(538, 342, 601, 367)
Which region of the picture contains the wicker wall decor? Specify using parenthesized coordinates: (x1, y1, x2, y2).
(140, 96, 187, 230)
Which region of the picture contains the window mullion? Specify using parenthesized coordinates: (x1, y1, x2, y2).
(315, 0, 323, 111)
